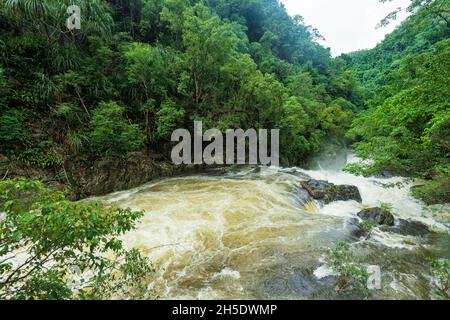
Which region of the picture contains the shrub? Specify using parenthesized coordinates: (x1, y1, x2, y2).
(89, 102, 145, 156)
(412, 168, 450, 205)
(155, 99, 185, 141)
(0, 179, 154, 300)
(0, 109, 24, 152)
(18, 148, 64, 168)
(360, 220, 375, 238)
(0, 67, 8, 108)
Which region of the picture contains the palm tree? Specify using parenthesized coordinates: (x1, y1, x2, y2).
(3, 0, 114, 72)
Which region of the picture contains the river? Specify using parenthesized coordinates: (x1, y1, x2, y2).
(100, 154, 449, 300)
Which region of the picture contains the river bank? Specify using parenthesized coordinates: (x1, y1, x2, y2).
(0, 152, 203, 200)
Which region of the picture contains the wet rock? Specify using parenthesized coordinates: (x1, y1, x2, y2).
(380, 219, 430, 237)
(311, 217, 374, 243)
(295, 186, 311, 205)
(335, 185, 363, 203)
(258, 267, 351, 299)
(284, 169, 311, 181)
(288, 268, 338, 298)
(306, 179, 330, 192)
(76, 152, 184, 197)
(357, 207, 395, 226)
(4, 152, 189, 199)
(345, 218, 369, 239)
(301, 179, 362, 204)
(201, 165, 229, 176)
(374, 172, 394, 179)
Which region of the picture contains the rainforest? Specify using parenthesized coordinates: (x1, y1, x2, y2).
(0, 0, 449, 301)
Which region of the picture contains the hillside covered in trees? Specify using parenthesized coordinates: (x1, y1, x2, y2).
(341, 0, 449, 204)
(0, 0, 363, 182)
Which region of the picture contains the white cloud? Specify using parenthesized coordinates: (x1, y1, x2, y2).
(280, 0, 411, 56)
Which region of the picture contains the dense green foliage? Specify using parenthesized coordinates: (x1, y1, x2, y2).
(0, 0, 362, 167)
(343, 1, 450, 203)
(0, 179, 154, 299)
(89, 101, 146, 155)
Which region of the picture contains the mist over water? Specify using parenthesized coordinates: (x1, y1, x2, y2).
(100, 154, 449, 299)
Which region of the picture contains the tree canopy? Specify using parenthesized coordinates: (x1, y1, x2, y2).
(343, 2, 450, 204)
(0, 0, 363, 166)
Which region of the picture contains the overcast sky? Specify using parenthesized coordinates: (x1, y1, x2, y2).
(281, 0, 411, 56)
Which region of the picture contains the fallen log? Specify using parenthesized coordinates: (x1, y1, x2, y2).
(300, 181, 316, 198)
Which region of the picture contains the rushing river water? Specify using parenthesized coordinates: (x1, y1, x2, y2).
(100, 155, 449, 300)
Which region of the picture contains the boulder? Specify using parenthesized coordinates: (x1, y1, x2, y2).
(301, 179, 362, 204)
(344, 218, 369, 239)
(357, 207, 395, 226)
(380, 219, 430, 237)
(334, 185, 362, 203)
(295, 186, 312, 205)
(284, 169, 311, 181)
